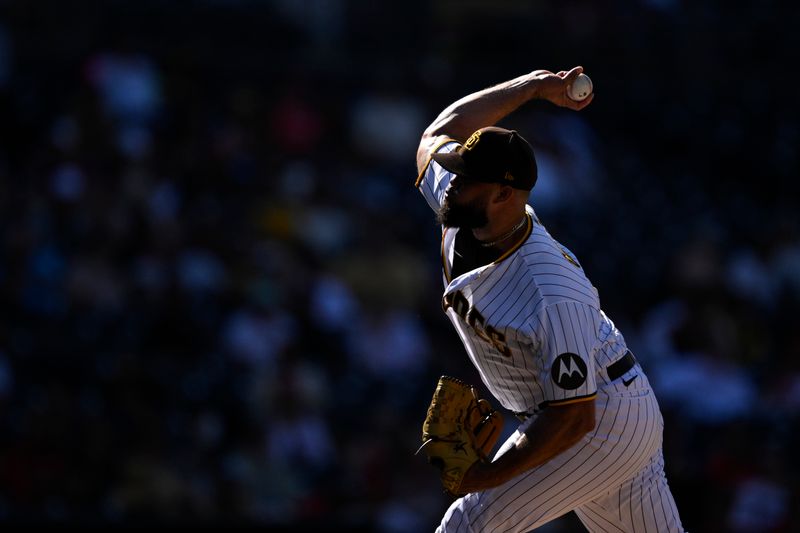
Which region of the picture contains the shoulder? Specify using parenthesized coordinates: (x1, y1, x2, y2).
(529, 300, 604, 339)
(516, 213, 561, 267)
(415, 135, 459, 185)
(517, 209, 581, 271)
(516, 220, 600, 310)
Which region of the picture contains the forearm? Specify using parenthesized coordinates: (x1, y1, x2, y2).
(415, 66, 591, 173)
(423, 73, 542, 142)
(459, 401, 595, 493)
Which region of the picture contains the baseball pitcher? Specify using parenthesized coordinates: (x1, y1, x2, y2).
(415, 66, 685, 532)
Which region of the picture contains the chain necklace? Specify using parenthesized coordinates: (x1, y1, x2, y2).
(478, 216, 528, 248)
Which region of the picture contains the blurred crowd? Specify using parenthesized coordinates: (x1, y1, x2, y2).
(0, 1, 799, 530)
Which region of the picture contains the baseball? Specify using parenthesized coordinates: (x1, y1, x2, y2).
(567, 73, 593, 101)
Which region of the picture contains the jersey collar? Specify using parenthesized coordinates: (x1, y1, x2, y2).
(442, 209, 534, 290)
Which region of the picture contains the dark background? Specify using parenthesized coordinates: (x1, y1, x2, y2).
(0, 0, 798, 530)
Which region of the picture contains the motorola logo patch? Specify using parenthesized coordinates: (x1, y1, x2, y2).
(551, 353, 588, 390)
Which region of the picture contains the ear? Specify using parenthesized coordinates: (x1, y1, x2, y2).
(492, 185, 514, 204)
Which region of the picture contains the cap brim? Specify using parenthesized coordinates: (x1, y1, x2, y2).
(430, 151, 471, 177)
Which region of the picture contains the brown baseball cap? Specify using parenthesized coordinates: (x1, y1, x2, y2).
(431, 126, 537, 190)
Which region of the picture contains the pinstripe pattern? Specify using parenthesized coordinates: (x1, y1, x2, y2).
(574, 449, 683, 532)
(419, 149, 684, 532)
(435, 391, 682, 532)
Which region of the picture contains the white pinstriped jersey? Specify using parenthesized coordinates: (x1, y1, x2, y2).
(417, 140, 684, 532)
(417, 141, 630, 415)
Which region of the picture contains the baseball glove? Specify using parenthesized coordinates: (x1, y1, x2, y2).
(416, 376, 503, 496)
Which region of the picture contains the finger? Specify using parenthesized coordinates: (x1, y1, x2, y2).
(557, 71, 567, 78)
(575, 92, 595, 110)
(562, 91, 593, 111)
(564, 66, 584, 84)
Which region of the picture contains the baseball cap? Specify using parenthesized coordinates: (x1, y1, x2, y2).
(431, 126, 537, 190)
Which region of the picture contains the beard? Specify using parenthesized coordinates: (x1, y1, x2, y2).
(436, 195, 489, 229)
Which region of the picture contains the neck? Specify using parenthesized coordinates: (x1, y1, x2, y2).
(472, 211, 528, 253)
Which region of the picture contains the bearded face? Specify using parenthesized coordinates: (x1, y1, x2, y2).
(436, 192, 489, 229)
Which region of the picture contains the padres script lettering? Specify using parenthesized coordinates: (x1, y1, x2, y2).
(463, 130, 481, 150)
(443, 290, 512, 357)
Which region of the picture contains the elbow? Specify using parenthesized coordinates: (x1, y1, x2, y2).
(568, 401, 596, 442)
(547, 401, 597, 452)
(423, 112, 461, 141)
(566, 418, 593, 447)
(551, 412, 594, 457)
(580, 413, 596, 435)
(577, 401, 596, 435)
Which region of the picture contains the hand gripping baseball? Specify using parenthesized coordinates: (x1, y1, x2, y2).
(531, 66, 594, 110)
(416, 376, 504, 496)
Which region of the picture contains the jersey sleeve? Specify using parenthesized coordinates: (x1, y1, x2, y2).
(414, 140, 459, 213)
(530, 301, 601, 406)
